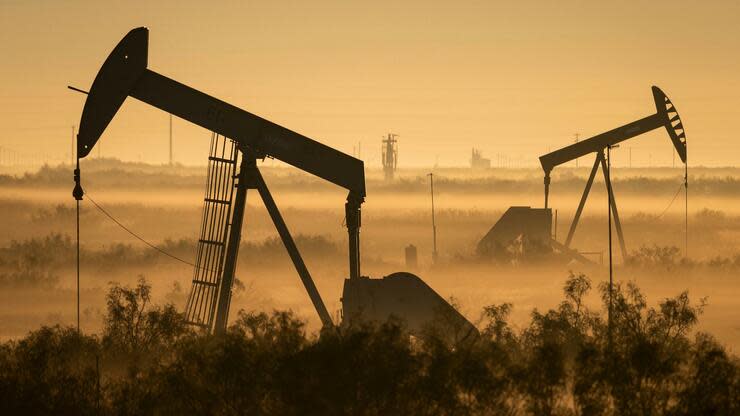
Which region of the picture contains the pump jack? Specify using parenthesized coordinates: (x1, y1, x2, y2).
(539, 86, 687, 260)
(75, 27, 362, 333)
(478, 86, 687, 264)
(74, 27, 476, 339)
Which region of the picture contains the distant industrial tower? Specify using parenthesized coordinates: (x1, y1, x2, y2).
(382, 133, 398, 181)
(470, 148, 491, 169)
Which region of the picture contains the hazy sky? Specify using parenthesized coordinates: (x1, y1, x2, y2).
(1, 1, 739, 167)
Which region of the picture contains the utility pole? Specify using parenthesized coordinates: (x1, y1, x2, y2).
(606, 145, 617, 349)
(169, 114, 173, 166)
(428, 173, 438, 263)
(685, 145, 688, 259)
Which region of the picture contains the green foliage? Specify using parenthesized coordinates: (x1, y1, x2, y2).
(0, 274, 738, 415)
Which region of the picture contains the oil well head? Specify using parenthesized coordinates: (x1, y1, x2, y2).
(652, 86, 687, 163)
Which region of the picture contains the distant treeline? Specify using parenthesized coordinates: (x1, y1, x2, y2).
(0, 274, 737, 415)
(3, 232, 740, 289)
(3, 163, 740, 196)
(379, 174, 740, 197)
(0, 233, 342, 288)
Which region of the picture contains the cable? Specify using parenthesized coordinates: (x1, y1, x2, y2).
(85, 193, 211, 271)
(655, 183, 684, 219)
(75, 158, 80, 334)
(685, 147, 689, 259)
(73, 154, 84, 334)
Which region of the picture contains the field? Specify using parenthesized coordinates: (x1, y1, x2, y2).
(1, 159, 740, 352)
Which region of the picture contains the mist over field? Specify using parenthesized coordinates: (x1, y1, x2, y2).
(1, 159, 739, 352)
(4, 1, 740, 412)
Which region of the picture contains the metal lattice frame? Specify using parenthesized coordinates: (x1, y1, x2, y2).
(184, 134, 239, 329)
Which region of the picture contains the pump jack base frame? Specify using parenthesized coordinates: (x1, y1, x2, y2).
(214, 148, 334, 333)
(562, 150, 627, 261)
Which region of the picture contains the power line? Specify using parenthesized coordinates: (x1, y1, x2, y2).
(86, 193, 210, 271)
(655, 183, 684, 219)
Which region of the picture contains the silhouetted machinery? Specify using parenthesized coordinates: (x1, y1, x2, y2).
(479, 86, 687, 263)
(381, 133, 398, 181)
(477, 206, 553, 260)
(74, 27, 475, 337)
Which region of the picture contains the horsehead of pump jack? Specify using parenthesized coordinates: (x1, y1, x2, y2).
(73, 27, 476, 339)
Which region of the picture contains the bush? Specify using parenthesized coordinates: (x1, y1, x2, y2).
(0, 326, 101, 415)
(0, 274, 738, 415)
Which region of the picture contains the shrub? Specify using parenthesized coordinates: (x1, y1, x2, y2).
(0, 274, 738, 415)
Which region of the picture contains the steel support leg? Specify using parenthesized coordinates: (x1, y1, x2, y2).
(253, 168, 334, 328)
(601, 156, 627, 260)
(565, 154, 602, 248)
(214, 153, 251, 334)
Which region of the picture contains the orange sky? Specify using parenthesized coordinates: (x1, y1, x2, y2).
(1, 1, 739, 167)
